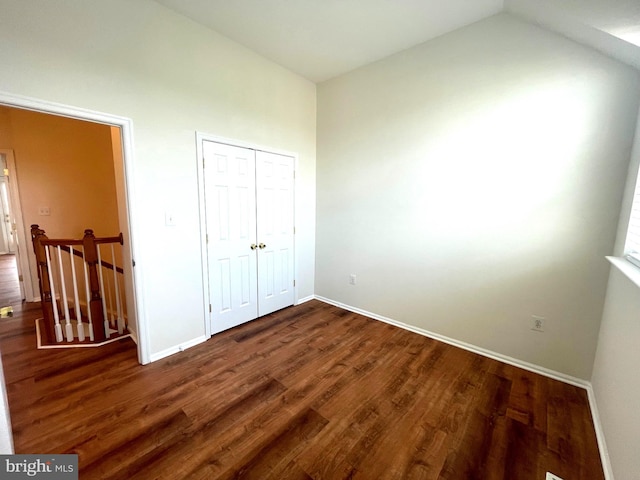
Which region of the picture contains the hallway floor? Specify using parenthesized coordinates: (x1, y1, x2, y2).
(0, 254, 22, 308)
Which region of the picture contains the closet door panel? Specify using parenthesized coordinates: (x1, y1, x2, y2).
(204, 140, 258, 334)
(256, 151, 295, 316)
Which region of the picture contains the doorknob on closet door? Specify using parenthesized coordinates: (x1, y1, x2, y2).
(250, 244, 258, 250)
(258, 243, 266, 249)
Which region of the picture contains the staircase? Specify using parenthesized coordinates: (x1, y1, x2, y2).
(30, 224, 129, 347)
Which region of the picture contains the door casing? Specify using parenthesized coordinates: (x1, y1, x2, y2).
(0, 90, 149, 366)
(196, 132, 299, 338)
(0, 150, 26, 300)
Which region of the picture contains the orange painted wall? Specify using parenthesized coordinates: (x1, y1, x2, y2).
(0, 107, 119, 237)
(0, 106, 120, 299)
(0, 109, 11, 144)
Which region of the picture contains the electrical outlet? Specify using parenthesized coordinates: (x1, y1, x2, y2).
(38, 206, 50, 216)
(349, 274, 356, 285)
(165, 211, 176, 226)
(531, 315, 545, 332)
(546, 472, 563, 480)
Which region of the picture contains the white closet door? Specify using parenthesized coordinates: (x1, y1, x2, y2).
(204, 141, 258, 334)
(256, 151, 295, 316)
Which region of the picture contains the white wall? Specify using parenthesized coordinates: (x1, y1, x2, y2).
(590, 105, 640, 480)
(591, 267, 640, 480)
(0, 354, 12, 453)
(316, 13, 640, 379)
(0, 0, 316, 355)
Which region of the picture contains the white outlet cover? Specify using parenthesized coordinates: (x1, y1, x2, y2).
(546, 472, 563, 480)
(531, 315, 545, 332)
(164, 212, 176, 226)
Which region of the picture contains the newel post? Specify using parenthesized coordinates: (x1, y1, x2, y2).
(30, 224, 56, 344)
(83, 229, 107, 342)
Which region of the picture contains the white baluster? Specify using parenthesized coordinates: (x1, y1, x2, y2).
(105, 271, 113, 327)
(97, 245, 109, 338)
(69, 248, 85, 342)
(111, 244, 124, 334)
(45, 246, 63, 342)
(120, 275, 127, 328)
(82, 249, 94, 341)
(56, 246, 73, 342)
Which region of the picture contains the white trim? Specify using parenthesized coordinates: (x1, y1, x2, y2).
(586, 385, 615, 480)
(607, 256, 640, 289)
(195, 132, 299, 160)
(296, 295, 315, 304)
(195, 131, 299, 337)
(148, 335, 208, 363)
(35, 318, 132, 349)
(0, 90, 150, 366)
(195, 132, 211, 338)
(292, 155, 299, 306)
(0, 149, 34, 301)
(0, 352, 13, 454)
(314, 295, 615, 477)
(314, 295, 588, 387)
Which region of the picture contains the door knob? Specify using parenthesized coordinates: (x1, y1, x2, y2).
(250, 244, 258, 250)
(258, 243, 266, 249)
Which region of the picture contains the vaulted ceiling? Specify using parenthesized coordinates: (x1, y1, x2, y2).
(154, 0, 640, 82)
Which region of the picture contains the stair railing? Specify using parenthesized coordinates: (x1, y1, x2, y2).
(30, 224, 126, 345)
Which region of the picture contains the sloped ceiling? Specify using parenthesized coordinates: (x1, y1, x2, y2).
(154, 0, 640, 82)
(153, 0, 504, 82)
(510, 0, 640, 46)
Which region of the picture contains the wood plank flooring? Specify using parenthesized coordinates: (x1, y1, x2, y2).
(0, 300, 604, 479)
(0, 254, 22, 308)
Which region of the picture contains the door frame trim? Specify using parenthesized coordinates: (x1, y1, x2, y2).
(0, 149, 31, 300)
(0, 90, 150, 365)
(195, 131, 298, 338)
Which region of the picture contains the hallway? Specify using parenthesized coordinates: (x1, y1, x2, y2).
(0, 254, 22, 308)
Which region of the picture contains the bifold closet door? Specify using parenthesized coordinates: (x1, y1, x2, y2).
(203, 140, 295, 335)
(204, 141, 258, 334)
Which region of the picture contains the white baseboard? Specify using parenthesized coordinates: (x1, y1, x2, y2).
(314, 295, 587, 387)
(148, 335, 208, 363)
(313, 295, 614, 479)
(586, 385, 614, 480)
(296, 295, 315, 305)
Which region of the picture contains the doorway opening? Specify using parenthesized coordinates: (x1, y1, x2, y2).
(0, 149, 31, 311)
(0, 92, 147, 365)
(0, 151, 21, 314)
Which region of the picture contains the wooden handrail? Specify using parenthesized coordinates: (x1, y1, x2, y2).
(58, 245, 124, 274)
(42, 233, 123, 247)
(30, 224, 125, 345)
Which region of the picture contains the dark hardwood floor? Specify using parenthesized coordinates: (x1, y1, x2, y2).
(0, 254, 22, 308)
(0, 300, 604, 479)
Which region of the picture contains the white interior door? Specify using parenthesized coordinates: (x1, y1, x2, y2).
(204, 141, 258, 334)
(256, 151, 295, 316)
(2, 151, 29, 301)
(0, 178, 15, 254)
